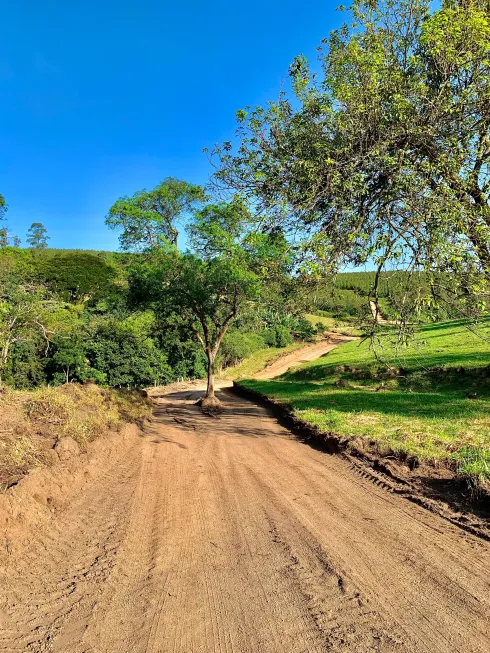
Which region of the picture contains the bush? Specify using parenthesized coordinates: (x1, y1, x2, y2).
(293, 317, 316, 341)
(275, 325, 293, 347)
(88, 325, 173, 388)
(220, 332, 266, 368)
(261, 325, 294, 348)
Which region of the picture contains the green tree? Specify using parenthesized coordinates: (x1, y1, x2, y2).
(37, 251, 118, 302)
(134, 249, 260, 404)
(51, 335, 89, 384)
(0, 284, 53, 385)
(87, 318, 172, 388)
(0, 193, 6, 220)
(0, 230, 21, 248)
(26, 222, 50, 249)
(106, 178, 206, 250)
(130, 201, 274, 405)
(212, 0, 490, 316)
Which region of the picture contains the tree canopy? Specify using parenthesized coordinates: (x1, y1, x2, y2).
(106, 177, 206, 250)
(27, 223, 50, 249)
(129, 201, 269, 403)
(211, 0, 490, 314)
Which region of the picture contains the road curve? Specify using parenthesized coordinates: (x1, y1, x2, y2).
(0, 357, 489, 651)
(253, 334, 358, 380)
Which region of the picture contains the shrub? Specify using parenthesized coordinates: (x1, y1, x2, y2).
(274, 325, 294, 348)
(293, 317, 316, 341)
(220, 332, 266, 368)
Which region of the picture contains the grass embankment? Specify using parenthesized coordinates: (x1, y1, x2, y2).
(0, 384, 152, 489)
(221, 343, 306, 380)
(304, 313, 362, 336)
(240, 318, 490, 487)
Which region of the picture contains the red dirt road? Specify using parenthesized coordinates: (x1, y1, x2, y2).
(0, 344, 489, 652)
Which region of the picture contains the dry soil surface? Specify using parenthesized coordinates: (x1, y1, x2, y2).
(0, 344, 489, 652)
(253, 334, 358, 380)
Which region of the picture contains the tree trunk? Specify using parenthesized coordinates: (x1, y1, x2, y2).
(206, 352, 215, 399)
(1, 339, 10, 369)
(0, 339, 10, 386)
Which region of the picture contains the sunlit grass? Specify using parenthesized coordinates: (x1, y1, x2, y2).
(221, 343, 305, 380)
(304, 313, 362, 336)
(240, 318, 490, 486)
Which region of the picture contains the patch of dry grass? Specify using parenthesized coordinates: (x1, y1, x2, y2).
(0, 384, 152, 489)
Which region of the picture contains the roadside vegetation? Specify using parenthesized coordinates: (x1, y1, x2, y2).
(222, 342, 305, 380)
(0, 384, 151, 489)
(240, 319, 490, 488)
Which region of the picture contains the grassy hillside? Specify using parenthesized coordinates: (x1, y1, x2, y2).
(240, 319, 490, 486)
(310, 270, 480, 323)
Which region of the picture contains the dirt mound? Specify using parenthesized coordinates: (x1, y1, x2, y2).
(0, 384, 151, 489)
(0, 423, 140, 559)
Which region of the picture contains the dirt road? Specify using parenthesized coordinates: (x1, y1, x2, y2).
(253, 334, 357, 380)
(369, 301, 396, 325)
(1, 345, 489, 652)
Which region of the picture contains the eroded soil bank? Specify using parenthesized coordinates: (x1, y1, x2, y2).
(0, 385, 489, 652)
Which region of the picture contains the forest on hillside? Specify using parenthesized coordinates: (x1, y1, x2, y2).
(1, 240, 482, 392)
(0, 244, 319, 390)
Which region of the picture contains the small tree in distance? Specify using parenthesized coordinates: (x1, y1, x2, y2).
(27, 223, 50, 249)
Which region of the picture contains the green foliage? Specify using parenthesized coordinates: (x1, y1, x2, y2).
(106, 178, 206, 250)
(212, 0, 490, 320)
(308, 271, 478, 323)
(87, 320, 172, 388)
(26, 223, 49, 249)
(36, 251, 118, 301)
(0, 193, 6, 219)
(262, 325, 294, 348)
(453, 447, 490, 487)
(293, 317, 316, 340)
(0, 282, 51, 384)
(187, 199, 250, 258)
(4, 336, 47, 389)
(240, 318, 490, 485)
(50, 335, 95, 385)
(313, 287, 367, 319)
(219, 331, 266, 367)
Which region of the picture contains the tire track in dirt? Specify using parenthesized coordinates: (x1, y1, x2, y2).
(0, 439, 143, 652)
(0, 357, 489, 651)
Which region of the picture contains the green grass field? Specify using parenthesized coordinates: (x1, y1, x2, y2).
(240, 319, 490, 485)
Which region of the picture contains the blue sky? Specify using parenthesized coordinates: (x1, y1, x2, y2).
(1, 1, 344, 250)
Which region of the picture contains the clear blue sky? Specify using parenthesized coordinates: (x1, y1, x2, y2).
(1, 1, 343, 250)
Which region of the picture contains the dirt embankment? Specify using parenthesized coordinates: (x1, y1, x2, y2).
(232, 382, 490, 539)
(0, 384, 151, 489)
